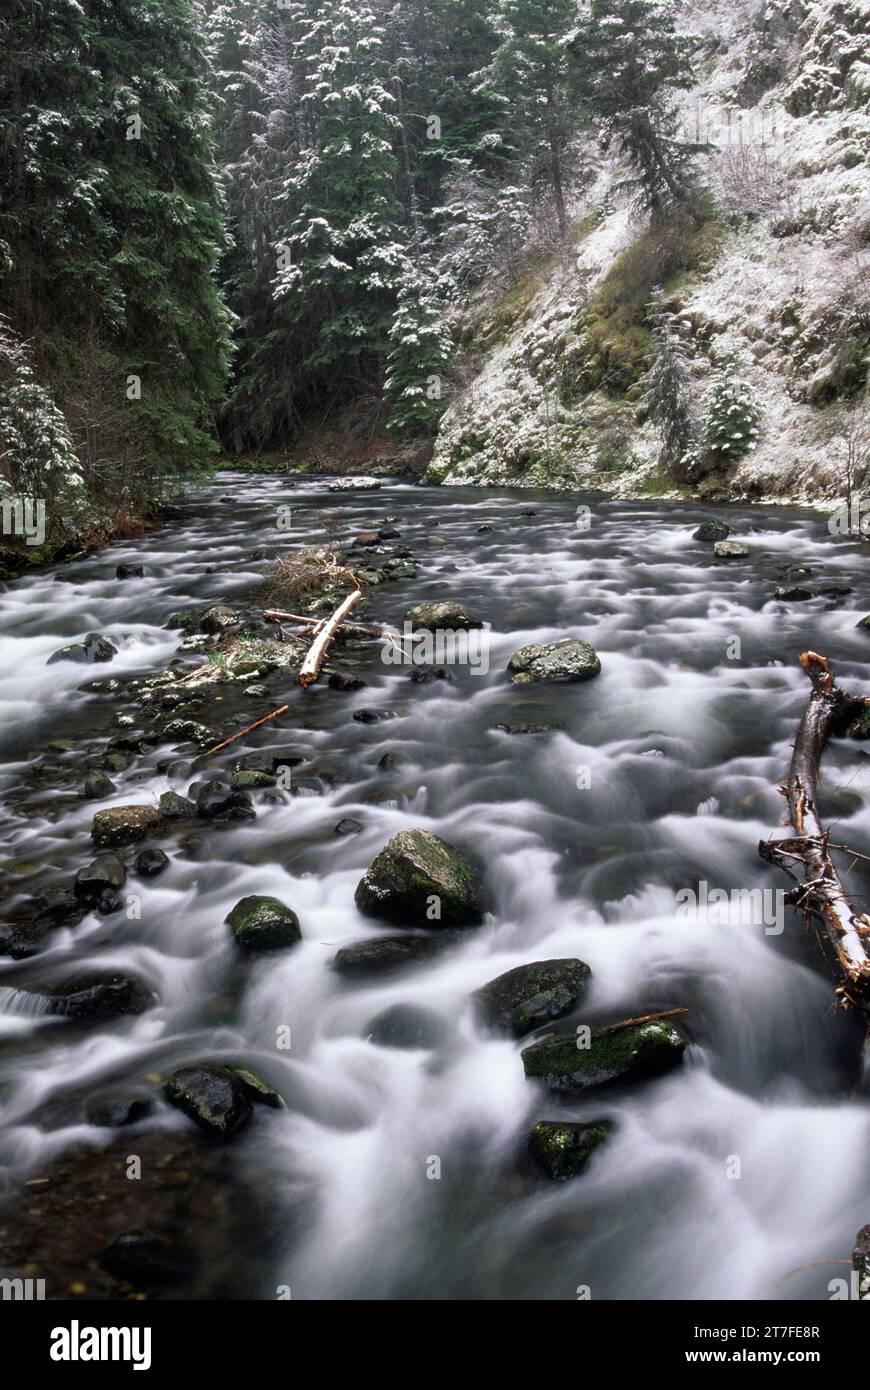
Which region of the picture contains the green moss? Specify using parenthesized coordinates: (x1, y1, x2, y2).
(528, 1119, 611, 1180)
(521, 1020, 688, 1092)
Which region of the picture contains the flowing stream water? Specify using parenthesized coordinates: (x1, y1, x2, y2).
(1, 473, 870, 1301)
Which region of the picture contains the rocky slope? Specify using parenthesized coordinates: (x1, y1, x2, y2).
(427, 0, 870, 505)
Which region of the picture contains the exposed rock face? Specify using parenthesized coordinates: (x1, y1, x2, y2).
(354, 828, 487, 928)
(521, 1020, 688, 1091)
(225, 895, 302, 951)
(527, 1119, 611, 1180)
(404, 601, 483, 631)
(91, 805, 161, 848)
(164, 1066, 253, 1138)
(507, 638, 601, 684)
(473, 959, 592, 1039)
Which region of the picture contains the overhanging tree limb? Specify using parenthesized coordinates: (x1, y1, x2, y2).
(759, 651, 870, 1017)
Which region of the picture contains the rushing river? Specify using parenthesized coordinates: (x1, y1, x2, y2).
(1, 473, 870, 1301)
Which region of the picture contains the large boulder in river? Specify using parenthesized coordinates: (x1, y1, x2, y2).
(226, 894, 301, 951)
(404, 601, 483, 632)
(333, 933, 456, 977)
(354, 828, 487, 928)
(164, 1065, 252, 1138)
(527, 1119, 611, 1180)
(47, 633, 118, 666)
(507, 638, 601, 684)
(473, 959, 591, 1039)
(91, 804, 161, 848)
(521, 1019, 688, 1092)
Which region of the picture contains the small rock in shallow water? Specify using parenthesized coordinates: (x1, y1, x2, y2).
(353, 708, 396, 723)
(494, 721, 564, 735)
(165, 1065, 253, 1138)
(47, 633, 118, 666)
(243, 683, 270, 699)
(41, 972, 154, 1020)
(91, 804, 161, 848)
(226, 894, 301, 950)
(86, 1091, 154, 1128)
(527, 1119, 611, 1180)
(227, 1065, 284, 1108)
(328, 670, 367, 691)
(404, 600, 483, 631)
(135, 848, 169, 877)
(115, 563, 145, 579)
(74, 854, 126, 907)
(692, 520, 731, 542)
(713, 540, 749, 558)
(365, 1002, 447, 1049)
(335, 818, 363, 835)
(774, 585, 814, 601)
(333, 933, 456, 977)
(354, 827, 487, 928)
(158, 789, 196, 820)
(231, 768, 275, 790)
(82, 770, 115, 800)
(195, 779, 255, 821)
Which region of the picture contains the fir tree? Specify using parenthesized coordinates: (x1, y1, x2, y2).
(641, 293, 694, 472)
(384, 257, 452, 434)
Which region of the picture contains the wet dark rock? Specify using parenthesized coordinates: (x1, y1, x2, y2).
(227, 1065, 284, 1109)
(404, 601, 483, 632)
(521, 1020, 688, 1092)
(101, 751, 133, 773)
(353, 708, 396, 724)
(473, 959, 592, 1039)
(0, 919, 55, 959)
(692, 520, 731, 542)
(226, 894, 301, 951)
(78, 677, 123, 694)
(163, 608, 202, 632)
(378, 751, 403, 770)
(99, 1231, 195, 1286)
(115, 563, 145, 579)
(378, 527, 401, 539)
(92, 804, 162, 848)
(381, 559, 416, 580)
(327, 669, 367, 694)
(495, 722, 564, 735)
(82, 770, 115, 800)
(354, 827, 487, 928)
(508, 639, 601, 684)
(86, 1092, 155, 1128)
(476, 523, 494, 533)
(527, 1120, 611, 1180)
(235, 748, 307, 775)
(857, 615, 870, 630)
(135, 848, 169, 877)
(195, 779, 256, 821)
(164, 1065, 252, 1138)
(333, 933, 456, 977)
(74, 854, 126, 908)
(774, 585, 814, 601)
(409, 666, 452, 683)
(366, 1003, 447, 1049)
(31, 885, 87, 931)
(243, 683, 270, 699)
(200, 605, 238, 634)
(231, 768, 275, 790)
(335, 818, 363, 835)
(41, 972, 154, 1020)
(107, 731, 148, 755)
(47, 633, 118, 666)
(158, 789, 196, 820)
(158, 718, 214, 749)
(354, 531, 381, 546)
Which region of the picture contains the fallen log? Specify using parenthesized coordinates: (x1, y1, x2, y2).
(759, 650, 870, 1017)
(297, 588, 364, 688)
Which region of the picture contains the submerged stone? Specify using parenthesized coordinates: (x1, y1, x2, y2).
(354, 828, 486, 928)
(365, 1003, 447, 1049)
(521, 1019, 688, 1091)
(333, 933, 455, 977)
(473, 959, 591, 1039)
(41, 972, 154, 1020)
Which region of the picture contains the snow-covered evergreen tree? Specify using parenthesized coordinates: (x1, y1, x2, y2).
(384, 258, 452, 434)
(641, 293, 695, 472)
(705, 362, 761, 460)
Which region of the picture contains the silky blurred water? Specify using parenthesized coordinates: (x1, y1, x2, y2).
(1, 474, 869, 1300)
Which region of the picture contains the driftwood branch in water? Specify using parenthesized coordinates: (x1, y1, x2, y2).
(594, 1008, 689, 1038)
(197, 704, 290, 760)
(263, 608, 425, 644)
(759, 650, 870, 1017)
(297, 588, 364, 688)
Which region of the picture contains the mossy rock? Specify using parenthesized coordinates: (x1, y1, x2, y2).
(473, 958, 591, 1039)
(226, 1065, 285, 1108)
(91, 804, 162, 848)
(528, 1119, 611, 1180)
(521, 1019, 688, 1092)
(507, 638, 601, 684)
(164, 1066, 252, 1139)
(225, 894, 301, 951)
(354, 828, 487, 929)
(230, 769, 276, 790)
(404, 601, 483, 632)
(332, 933, 456, 977)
